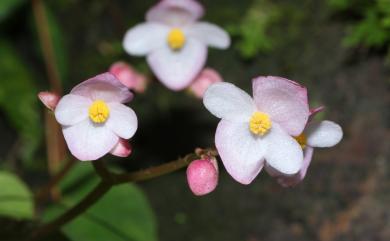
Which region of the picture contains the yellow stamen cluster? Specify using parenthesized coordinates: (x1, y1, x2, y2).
(294, 133, 307, 149)
(167, 28, 186, 50)
(249, 112, 272, 136)
(89, 100, 110, 124)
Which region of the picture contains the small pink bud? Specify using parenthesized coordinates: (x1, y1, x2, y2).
(189, 68, 223, 98)
(109, 61, 148, 93)
(110, 139, 132, 157)
(38, 91, 60, 111)
(186, 158, 218, 196)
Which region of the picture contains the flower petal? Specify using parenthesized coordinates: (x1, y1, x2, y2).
(146, 0, 204, 26)
(203, 82, 256, 122)
(63, 120, 119, 161)
(187, 22, 230, 49)
(123, 23, 169, 56)
(71, 73, 133, 103)
(105, 103, 138, 139)
(305, 120, 343, 148)
(147, 38, 207, 90)
(264, 124, 304, 175)
(252, 76, 309, 136)
(215, 120, 266, 184)
(55, 94, 91, 126)
(110, 138, 132, 158)
(265, 146, 314, 187)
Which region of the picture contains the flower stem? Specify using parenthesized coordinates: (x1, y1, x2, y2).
(30, 148, 217, 241)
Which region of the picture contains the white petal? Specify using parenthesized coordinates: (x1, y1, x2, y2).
(305, 120, 343, 148)
(215, 120, 266, 184)
(264, 124, 304, 175)
(187, 22, 230, 49)
(105, 103, 138, 139)
(203, 82, 256, 122)
(147, 38, 207, 90)
(63, 120, 119, 161)
(55, 94, 91, 126)
(123, 23, 169, 56)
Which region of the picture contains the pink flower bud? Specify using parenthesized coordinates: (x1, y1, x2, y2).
(189, 68, 223, 98)
(186, 158, 218, 196)
(110, 138, 132, 158)
(109, 61, 148, 93)
(38, 91, 60, 111)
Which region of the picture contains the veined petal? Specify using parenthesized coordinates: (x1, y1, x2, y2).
(55, 94, 91, 126)
(203, 82, 256, 122)
(146, 0, 204, 26)
(147, 38, 207, 90)
(305, 120, 343, 148)
(123, 23, 169, 56)
(215, 120, 266, 184)
(63, 120, 119, 161)
(71, 73, 133, 103)
(105, 103, 138, 139)
(264, 124, 304, 175)
(187, 22, 230, 49)
(252, 76, 309, 136)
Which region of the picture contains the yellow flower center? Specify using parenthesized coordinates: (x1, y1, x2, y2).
(294, 133, 307, 149)
(167, 28, 186, 50)
(249, 112, 272, 136)
(88, 100, 110, 124)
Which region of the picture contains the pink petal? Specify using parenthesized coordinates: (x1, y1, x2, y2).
(265, 147, 314, 187)
(186, 159, 218, 196)
(63, 120, 119, 161)
(55, 94, 91, 126)
(187, 22, 231, 49)
(203, 82, 256, 122)
(109, 61, 149, 93)
(105, 103, 138, 139)
(123, 23, 169, 56)
(147, 38, 207, 90)
(189, 68, 223, 98)
(110, 139, 132, 158)
(71, 72, 133, 103)
(309, 106, 325, 121)
(146, 0, 204, 26)
(264, 123, 304, 175)
(252, 76, 310, 136)
(38, 91, 61, 111)
(215, 120, 266, 185)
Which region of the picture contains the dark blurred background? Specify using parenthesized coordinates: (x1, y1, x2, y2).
(0, 0, 389, 241)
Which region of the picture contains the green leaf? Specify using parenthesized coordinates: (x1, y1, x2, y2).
(0, 41, 41, 162)
(43, 164, 158, 241)
(0, 0, 25, 22)
(0, 171, 33, 219)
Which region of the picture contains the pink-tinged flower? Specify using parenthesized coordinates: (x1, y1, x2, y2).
(203, 76, 310, 184)
(54, 73, 138, 161)
(266, 119, 343, 187)
(123, 0, 230, 91)
(38, 91, 61, 111)
(189, 68, 223, 98)
(186, 158, 218, 196)
(109, 61, 148, 93)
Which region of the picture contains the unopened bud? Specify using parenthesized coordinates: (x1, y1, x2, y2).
(38, 91, 61, 111)
(110, 139, 132, 157)
(186, 158, 218, 196)
(189, 68, 223, 98)
(109, 61, 148, 93)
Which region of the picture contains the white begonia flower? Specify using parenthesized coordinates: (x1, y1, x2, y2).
(203, 76, 310, 184)
(54, 73, 138, 161)
(123, 0, 230, 90)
